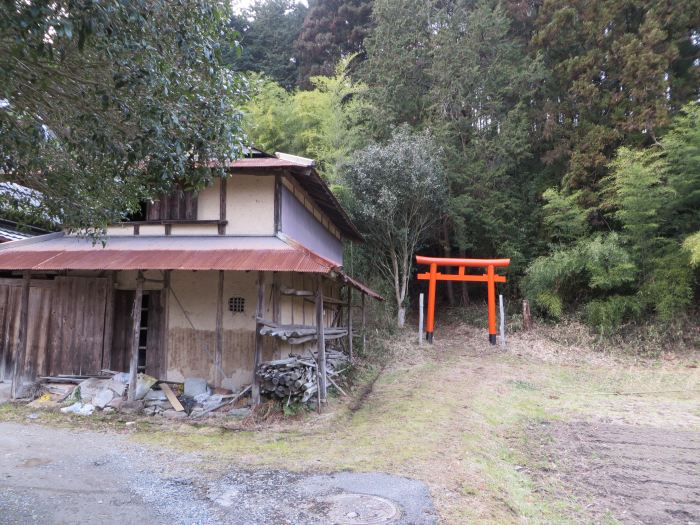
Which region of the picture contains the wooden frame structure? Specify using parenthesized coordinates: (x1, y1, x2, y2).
(416, 255, 510, 345)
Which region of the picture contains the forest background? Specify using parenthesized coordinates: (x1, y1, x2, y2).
(2, 0, 699, 336)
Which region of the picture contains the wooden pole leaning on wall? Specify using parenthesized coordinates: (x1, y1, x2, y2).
(347, 285, 353, 362)
(315, 276, 327, 404)
(215, 270, 224, 387)
(127, 271, 144, 401)
(252, 271, 264, 405)
(11, 271, 31, 399)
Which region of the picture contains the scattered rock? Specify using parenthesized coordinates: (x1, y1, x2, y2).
(134, 374, 158, 400)
(145, 389, 168, 401)
(107, 397, 124, 410)
(194, 392, 211, 404)
(163, 410, 187, 420)
(77, 378, 103, 402)
(60, 402, 95, 416)
(185, 378, 209, 398)
(120, 400, 145, 414)
(93, 388, 114, 409)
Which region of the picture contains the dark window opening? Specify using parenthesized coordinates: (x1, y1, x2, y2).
(229, 296, 245, 313)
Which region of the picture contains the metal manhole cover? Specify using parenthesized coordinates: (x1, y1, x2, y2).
(318, 493, 399, 524)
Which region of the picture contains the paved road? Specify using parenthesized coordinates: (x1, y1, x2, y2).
(0, 421, 436, 524)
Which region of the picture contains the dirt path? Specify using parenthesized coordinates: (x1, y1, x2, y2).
(533, 421, 700, 524)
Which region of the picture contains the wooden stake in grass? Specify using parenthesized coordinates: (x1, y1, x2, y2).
(418, 293, 424, 346)
(499, 294, 506, 347)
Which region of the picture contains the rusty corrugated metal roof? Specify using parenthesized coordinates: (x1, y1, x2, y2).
(0, 233, 384, 299)
(0, 234, 334, 272)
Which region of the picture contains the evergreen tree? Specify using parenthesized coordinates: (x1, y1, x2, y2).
(295, 0, 373, 87)
(228, 0, 308, 90)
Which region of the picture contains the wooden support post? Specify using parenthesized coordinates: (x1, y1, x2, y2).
(487, 265, 497, 345)
(252, 272, 264, 405)
(10, 271, 30, 399)
(316, 276, 327, 403)
(127, 271, 144, 401)
(361, 293, 366, 356)
(162, 270, 171, 376)
(101, 271, 115, 371)
(272, 272, 280, 357)
(347, 285, 353, 362)
(215, 270, 224, 387)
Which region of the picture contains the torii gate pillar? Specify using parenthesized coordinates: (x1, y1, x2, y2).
(416, 256, 510, 344)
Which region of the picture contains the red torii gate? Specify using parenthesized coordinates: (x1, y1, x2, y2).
(416, 255, 510, 344)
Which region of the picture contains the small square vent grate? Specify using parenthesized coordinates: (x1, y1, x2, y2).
(229, 296, 245, 313)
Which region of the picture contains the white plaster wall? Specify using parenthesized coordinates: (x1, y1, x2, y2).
(226, 175, 275, 235)
(197, 179, 220, 221)
(169, 224, 219, 236)
(106, 224, 134, 236)
(139, 225, 165, 235)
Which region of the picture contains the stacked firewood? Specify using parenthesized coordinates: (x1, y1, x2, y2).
(256, 350, 348, 403)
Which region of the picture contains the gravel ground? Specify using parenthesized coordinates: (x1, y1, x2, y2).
(0, 421, 435, 525)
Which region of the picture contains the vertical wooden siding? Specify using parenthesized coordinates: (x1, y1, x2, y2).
(0, 276, 110, 384)
(0, 279, 53, 382)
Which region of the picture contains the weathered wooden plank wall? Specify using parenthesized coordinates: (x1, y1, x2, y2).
(50, 276, 109, 375)
(0, 279, 53, 384)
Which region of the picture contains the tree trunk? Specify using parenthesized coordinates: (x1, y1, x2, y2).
(397, 306, 406, 327)
(459, 248, 470, 306)
(442, 222, 455, 306)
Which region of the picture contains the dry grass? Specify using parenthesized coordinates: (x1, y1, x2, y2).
(3, 319, 698, 524)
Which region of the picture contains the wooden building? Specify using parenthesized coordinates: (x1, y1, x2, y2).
(0, 152, 381, 401)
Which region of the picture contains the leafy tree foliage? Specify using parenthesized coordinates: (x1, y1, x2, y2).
(243, 61, 371, 180)
(295, 0, 373, 86)
(228, 0, 307, 90)
(525, 104, 700, 331)
(0, 0, 247, 233)
(341, 127, 447, 326)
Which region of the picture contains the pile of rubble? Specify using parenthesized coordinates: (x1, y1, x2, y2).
(32, 372, 252, 419)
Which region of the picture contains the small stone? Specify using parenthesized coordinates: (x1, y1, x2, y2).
(26, 413, 39, 420)
(125, 421, 136, 426)
(120, 400, 145, 414)
(162, 410, 187, 419)
(103, 407, 115, 414)
(60, 401, 84, 414)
